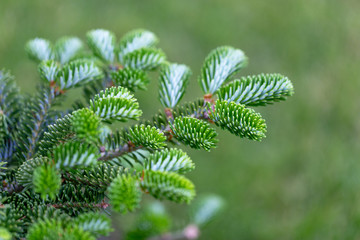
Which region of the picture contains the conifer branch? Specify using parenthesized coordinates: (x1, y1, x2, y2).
(217, 73, 294, 106)
(0, 28, 294, 239)
(18, 87, 57, 162)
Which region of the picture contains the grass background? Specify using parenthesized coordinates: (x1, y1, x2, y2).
(1, 0, 360, 239)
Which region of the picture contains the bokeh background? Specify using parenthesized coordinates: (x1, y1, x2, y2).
(1, 0, 360, 239)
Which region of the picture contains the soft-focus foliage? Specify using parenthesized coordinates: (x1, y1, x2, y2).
(1, 0, 355, 239)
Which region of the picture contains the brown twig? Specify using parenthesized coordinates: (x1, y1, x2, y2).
(97, 144, 143, 161)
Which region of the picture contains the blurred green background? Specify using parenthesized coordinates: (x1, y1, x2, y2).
(1, 0, 360, 239)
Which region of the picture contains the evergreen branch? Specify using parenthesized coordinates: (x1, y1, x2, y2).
(26, 203, 65, 225)
(209, 100, 267, 141)
(94, 85, 134, 100)
(128, 124, 167, 150)
(2, 29, 294, 239)
(91, 97, 141, 122)
(71, 108, 100, 143)
(25, 38, 55, 63)
(140, 170, 195, 203)
(87, 29, 116, 63)
(199, 46, 247, 94)
(16, 87, 57, 162)
(37, 114, 74, 156)
(144, 148, 195, 174)
(52, 141, 100, 169)
(63, 162, 124, 189)
(118, 29, 158, 62)
(55, 184, 106, 214)
(108, 174, 142, 213)
(16, 157, 49, 190)
(38, 60, 61, 83)
(55, 37, 84, 64)
(33, 164, 61, 200)
(159, 63, 191, 108)
(98, 99, 211, 163)
(111, 68, 149, 91)
(170, 116, 218, 151)
(217, 73, 294, 106)
(90, 86, 142, 123)
(123, 48, 166, 71)
(171, 99, 207, 120)
(57, 59, 104, 90)
(74, 212, 113, 237)
(98, 96, 261, 164)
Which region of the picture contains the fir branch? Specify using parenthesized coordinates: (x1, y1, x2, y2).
(159, 63, 191, 108)
(217, 73, 294, 106)
(144, 148, 195, 174)
(55, 184, 106, 214)
(56, 59, 104, 90)
(38, 60, 61, 83)
(170, 116, 218, 151)
(128, 124, 167, 150)
(123, 48, 166, 71)
(55, 37, 84, 64)
(37, 114, 74, 156)
(199, 46, 247, 94)
(108, 174, 142, 213)
(1, 29, 294, 239)
(73, 212, 113, 237)
(111, 68, 149, 92)
(209, 100, 267, 141)
(16, 87, 57, 162)
(25, 38, 55, 63)
(118, 29, 158, 62)
(71, 108, 100, 143)
(87, 29, 116, 63)
(16, 156, 49, 190)
(63, 162, 124, 189)
(140, 170, 195, 203)
(52, 141, 100, 169)
(33, 164, 61, 200)
(90, 86, 142, 123)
